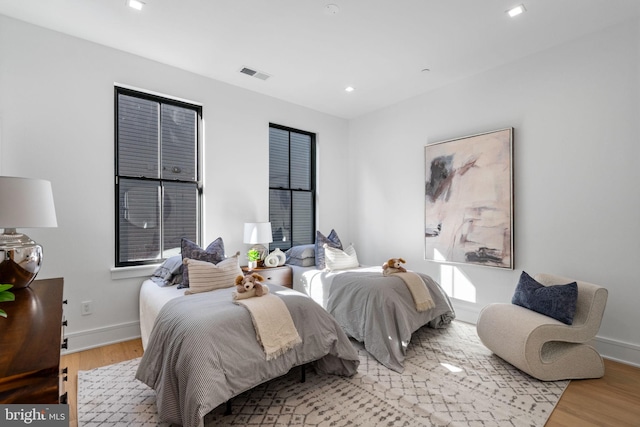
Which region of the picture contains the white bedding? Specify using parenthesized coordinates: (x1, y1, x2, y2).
(290, 264, 334, 306)
(139, 279, 185, 349)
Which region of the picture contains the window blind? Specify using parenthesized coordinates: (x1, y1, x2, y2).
(268, 124, 315, 251)
(115, 87, 201, 266)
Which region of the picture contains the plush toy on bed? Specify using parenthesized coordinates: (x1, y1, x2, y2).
(235, 273, 270, 297)
(382, 257, 407, 276)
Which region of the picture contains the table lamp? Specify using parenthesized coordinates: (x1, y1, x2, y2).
(243, 222, 273, 266)
(0, 176, 58, 289)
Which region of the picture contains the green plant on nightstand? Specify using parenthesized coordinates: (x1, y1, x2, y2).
(247, 249, 261, 262)
(0, 284, 15, 318)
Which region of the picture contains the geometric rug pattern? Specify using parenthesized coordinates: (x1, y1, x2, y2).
(78, 321, 568, 427)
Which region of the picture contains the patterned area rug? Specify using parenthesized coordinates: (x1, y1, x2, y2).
(78, 321, 568, 426)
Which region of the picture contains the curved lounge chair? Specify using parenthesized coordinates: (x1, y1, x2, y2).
(476, 273, 608, 381)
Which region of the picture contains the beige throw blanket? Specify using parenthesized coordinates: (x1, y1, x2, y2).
(235, 293, 302, 360)
(232, 287, 269, 300)
(392, 271, 435, 312)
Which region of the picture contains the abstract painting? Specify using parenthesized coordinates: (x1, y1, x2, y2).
(424, 128, 513, 269)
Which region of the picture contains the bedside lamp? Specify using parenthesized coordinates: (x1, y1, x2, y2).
(243, 222, 273, 265)
(0, 177, 58, 289)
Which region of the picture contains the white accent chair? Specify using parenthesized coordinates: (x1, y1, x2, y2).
(476, 273, 608, 381)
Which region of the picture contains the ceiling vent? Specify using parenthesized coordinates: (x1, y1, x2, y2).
(239, 67, 271, 81)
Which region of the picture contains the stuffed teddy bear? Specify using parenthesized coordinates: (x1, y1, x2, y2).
(235, 273, 269, 297)
(382, 257, 407, 276)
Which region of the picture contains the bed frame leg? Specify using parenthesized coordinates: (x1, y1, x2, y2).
(225, 400, 232, 415)
(301, 364, 306, 383)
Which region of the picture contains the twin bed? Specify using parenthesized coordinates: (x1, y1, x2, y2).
(136, 280, 359, 427)
(136, 238, 455, 427)
(290, 265, 455, 372)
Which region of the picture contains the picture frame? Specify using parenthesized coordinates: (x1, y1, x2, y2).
(424, 128, 514, 269)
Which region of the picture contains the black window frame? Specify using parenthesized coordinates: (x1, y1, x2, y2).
(114, 86, 202, 267)
(268, 123, 316, 251)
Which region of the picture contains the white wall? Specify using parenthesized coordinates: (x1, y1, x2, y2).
(2, 14, 639, 367)
(349, 19, 640, 365)
(0, 15, 351, 351)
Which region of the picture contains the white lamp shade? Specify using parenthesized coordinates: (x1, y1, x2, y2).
(243, 222, 273, 244)
(0, 176, 58, 228)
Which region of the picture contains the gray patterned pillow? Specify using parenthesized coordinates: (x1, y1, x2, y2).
(511, 271, 578, 325)
(150, 255, 183, 287)
(285, 244, 316, 267)
(179, 237, 225, 288)
(315, 229, 342, 270)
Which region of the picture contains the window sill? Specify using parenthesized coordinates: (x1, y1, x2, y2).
(110, 264, 159, 280)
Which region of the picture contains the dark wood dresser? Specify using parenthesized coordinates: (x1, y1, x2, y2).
(0, 277, 66, 403)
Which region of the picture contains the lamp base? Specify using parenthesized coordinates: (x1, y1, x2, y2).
(0, 230, 43, 289)
(250, 244, 269, 261)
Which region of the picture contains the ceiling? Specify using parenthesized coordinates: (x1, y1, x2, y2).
(1, 0, 639, 119)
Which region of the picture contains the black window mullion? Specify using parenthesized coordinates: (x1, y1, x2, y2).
(158, 103, 162, 182)
(158, 180, 166, 254)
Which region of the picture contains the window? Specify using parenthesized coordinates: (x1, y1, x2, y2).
(269, 124, 316, 251)
(115, 87, 201, 267)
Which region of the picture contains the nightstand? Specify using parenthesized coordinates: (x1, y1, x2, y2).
(242, 265, 292, 289)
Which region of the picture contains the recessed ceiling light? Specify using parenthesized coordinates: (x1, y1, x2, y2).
(324, 4, 340, 15)
(345, 86, 355, 92)
(128, 0, 144, 11)
(506, 4, 526, 17)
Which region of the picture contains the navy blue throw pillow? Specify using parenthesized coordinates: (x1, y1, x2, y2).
(512, 271, 578, 325)
(179, 237, 225, 288)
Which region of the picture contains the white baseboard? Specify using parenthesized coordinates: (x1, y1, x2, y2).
(451, 299, 481, 324)
(595, 336, 640, 368)
(62, 320, 141, 355)
(450, 298, 640, 368)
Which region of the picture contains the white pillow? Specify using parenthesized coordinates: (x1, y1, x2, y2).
(183, 255, 241, 295)
(324, 243, 359, 271)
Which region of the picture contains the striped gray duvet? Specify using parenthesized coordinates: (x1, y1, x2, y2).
(135, 284, 359, 427)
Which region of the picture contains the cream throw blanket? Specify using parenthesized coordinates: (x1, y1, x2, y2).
(234, 292, 302, 360)
(232, 286, 269, 300)
(392, 271, 435, 312)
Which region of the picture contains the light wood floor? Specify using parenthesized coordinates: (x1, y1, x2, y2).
(62, 339, 640, 427)
(61, 340, 144, 427)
